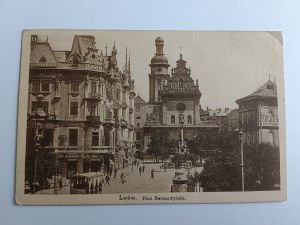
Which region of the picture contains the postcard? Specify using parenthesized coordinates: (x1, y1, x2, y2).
(15, 30, 286, 205)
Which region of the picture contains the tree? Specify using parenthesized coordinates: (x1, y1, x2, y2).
(199, 135, 281, 192)
(147, 130, 176, 162)
(243, 143, 280, 191)
(198, 132, 242, 191)
(25, 128, 56, 191)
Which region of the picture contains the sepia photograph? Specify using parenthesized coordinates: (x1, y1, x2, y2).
(15, 30, 286, 205)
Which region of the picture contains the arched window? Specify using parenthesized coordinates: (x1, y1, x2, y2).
(179, 114, 184, 124)
(171, 83, 176, 89)
(179, 79, 183, 89)
(187, 115, 192, 124)
(171, 115, 175, 124)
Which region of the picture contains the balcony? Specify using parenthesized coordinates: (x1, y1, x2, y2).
(84, 92, 102, 101)
(86, 115, 101, 123)
(46, 146, 115, 154)
(104, 112, 115, 125)
(121, 118, 128, 128)
(46, 114, 57, 120)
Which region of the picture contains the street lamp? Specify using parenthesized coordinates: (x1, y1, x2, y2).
(239, 131, 245, 192)
(54, 149, 59, 195)
(32, 145, 39, 194)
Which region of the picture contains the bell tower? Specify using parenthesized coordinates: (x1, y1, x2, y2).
(149, 37, 170, 104)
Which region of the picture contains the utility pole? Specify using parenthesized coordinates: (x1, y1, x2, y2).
(239, 131, 245, 192)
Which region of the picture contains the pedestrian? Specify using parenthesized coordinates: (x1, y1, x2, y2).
(142, 165, 145, 173)
(109, 167, 113, 177)
(164, 165, 167, 172)
(58, 177, 63, 190)
(114, 167, 118, 179)
(120, 173, 126, 184)
(139, 166, 142, 175)
(104, 174, 110, 186)
(99, 181, 102, 193)
(150, 168, 154, 179)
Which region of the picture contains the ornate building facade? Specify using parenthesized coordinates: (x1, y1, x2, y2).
(143, 37, 218, 153)
(27, 35, 135, 180)
(236, 79, 279, 146)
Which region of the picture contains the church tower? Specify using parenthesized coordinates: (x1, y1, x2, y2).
(149, 37, 170, 103)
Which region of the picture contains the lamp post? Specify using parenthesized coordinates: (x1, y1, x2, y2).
(54, 150, 59, 195)
(239, 131, 245, 192)
(32, 146, 39, 194)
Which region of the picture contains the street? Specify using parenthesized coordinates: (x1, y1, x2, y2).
(35, 163, 177, 195)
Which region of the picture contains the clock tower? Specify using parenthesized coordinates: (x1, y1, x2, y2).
(149, 37, 170, 103)
(143, 37, 218, 153)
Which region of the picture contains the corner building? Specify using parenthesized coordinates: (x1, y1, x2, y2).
(236, 79, 279, 146)
(143, 37, 218, 152)
(27, 35, 135, 178)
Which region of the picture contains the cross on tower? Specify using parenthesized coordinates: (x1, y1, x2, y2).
(105, 43, 108, 56)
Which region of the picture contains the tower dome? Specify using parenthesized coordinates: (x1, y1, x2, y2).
(150, 37, 169, 67)
(151, 55, 169, 64)
(155, 37, 164, 44)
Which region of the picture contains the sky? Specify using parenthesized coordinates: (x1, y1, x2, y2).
(41, 30, 283, 109)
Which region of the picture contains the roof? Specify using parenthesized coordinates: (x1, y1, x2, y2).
(236, 80, 277, 103)
(53, 51, 70, 62)
(208, 108, 233, 117)
(30, 42, 57, 64)
(68, 35, 95, 62)
(135, 95, 146, 104)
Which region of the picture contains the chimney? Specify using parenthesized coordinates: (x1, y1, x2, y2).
(218, 108, 221, 113)
(31, 35, 38, 43)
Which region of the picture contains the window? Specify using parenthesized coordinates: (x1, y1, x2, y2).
(114, 109, 119, 119)
(158, 90, 161, 101)
(92, 132, 99, 146)
(171, 83, 176, 89)
(70, 102, 78, 116)
(41, 80, 50, 92)
(91, 82, 97, 93)
(137, 123, 140, 128)
(43, 129, 54, 146)
(122, 91, 126, 104)
(136, 144, 141, 150)
(136, 132, 141, 140)
(116, 89, 120, 100)
(31, 101, 48, 114)
(171, 115, 175, 124)
(187, 115, 192, 124)
(39, 55, 47, 62)
(33, 80, 40, 92)
(69, 129, 78, 146)
(157, 78, 161, 85)
(136, 105, 140, 112)
(179, 79, 183, 89)
(89, 104, 96, 116)
(71, 80, 79, 93)
(268, 132, 274, 145)
(104, 127, 110, 146)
